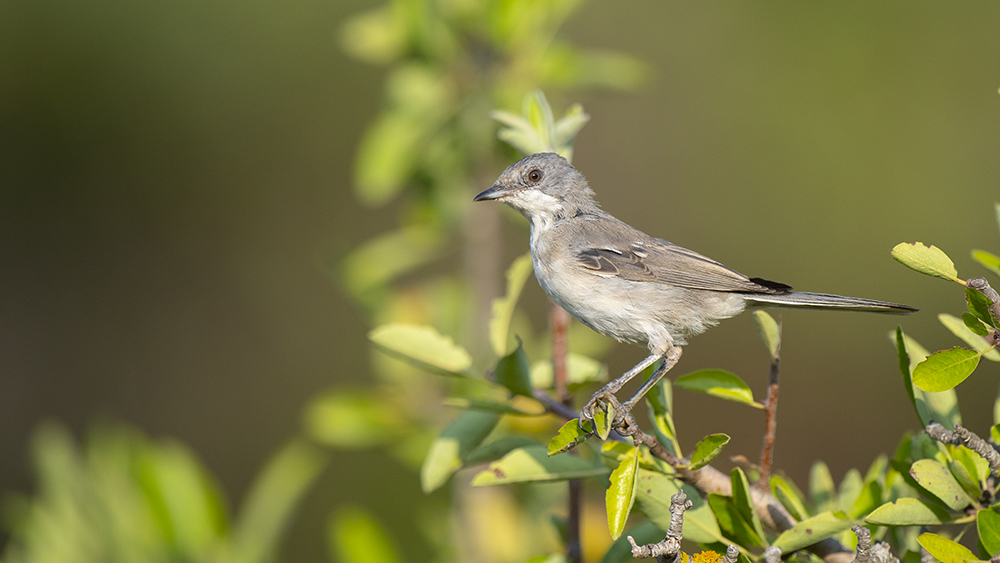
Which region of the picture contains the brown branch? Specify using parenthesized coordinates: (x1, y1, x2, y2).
(551, 301, 581, 563)
(757, 333, 781, 491)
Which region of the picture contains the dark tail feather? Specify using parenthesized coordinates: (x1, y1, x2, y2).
(746, 291, 917, 314)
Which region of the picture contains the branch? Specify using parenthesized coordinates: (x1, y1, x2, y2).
(926, 422, 1000, 476)
(851, 525, 900, 563)
(757, 337, 781, 491)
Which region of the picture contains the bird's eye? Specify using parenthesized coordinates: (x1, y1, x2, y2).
(527, 169, 543, 184)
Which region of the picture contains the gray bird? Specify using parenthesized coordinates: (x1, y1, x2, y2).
(474, 152, 915, 430)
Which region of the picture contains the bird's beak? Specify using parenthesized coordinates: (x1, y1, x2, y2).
(473, 184, 507, 202)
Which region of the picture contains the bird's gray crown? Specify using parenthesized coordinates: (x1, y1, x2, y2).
(473, 153, 599, 219)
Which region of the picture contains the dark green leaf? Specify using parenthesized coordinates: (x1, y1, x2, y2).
(963, 312, 990, 336)
(421, 410, 500, 492)
(606, 447, 639, 539)
(471, 445, 608, 485)
(894, 328, 961, 428)
(772, 511, 851, 553)
(687, 434, 730, 471)
(977, 508, 1000, 555)
(600, 520, 664, 563)
(912, 347, 981, 392)
(939, 314, 1000, 361)
(547, 419, 593, 456)
(891, 242, 959, 282)
(865, 498, 952, 526)
(731, 468, 766, 546)
(708, 492, 763, 548)
(968, 286, 999, 327)
(675, 369, 762, 408)
(917, 532, 979, 563)
(496, 342, 534, 397)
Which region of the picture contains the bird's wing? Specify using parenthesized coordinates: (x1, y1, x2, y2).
(573, 218, 790, 294)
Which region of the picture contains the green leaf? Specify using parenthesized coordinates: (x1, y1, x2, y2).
(675, 369, 762, 408)
(230, 440, 328, 563)
(977, 508, 1000, 555)
(912, 347, 981, 392)
(772, 511, 852, 553)
(489, 254, 534, 357)
(891, 242, 960, 282)
(495, 342, 534, 397)
(687, 434, 730, 471)
(547, 419, 593, 456)
(939, 313, 1000, 361)
(968, 286, 1000, 329)
(909, 459, 974, 511)
(963, 312, 990, 337)
(647, 378, 681, 458)
(771, 475, 809, 522)
(917, 532, 980, 563)
(972, 249, 1000, 277)
(810, 461, 836, 513)
(894, 328, 961, 428)
(731, 468, 766, 547)
(369, 324, 473, 376)
(329, 506, 401, 563)
(837, 468, 863, 514)
(442, 397, 545, 416)
(606, 447, 639, 539)
(463, 437, 539, 466)
(305, 391, 401, 448)
(865, 498, 952, 526)
(471, 445, 609, 485)
(753, 311, 781, 359)
(708, 492, 763, 548)
(849, 481, 883, 519)
(600, 520, 665, 563)
(594, 402, 614, 441)
(421, 410, 500, 492)
(947, 458, 983, 502)
(634, 469, 726, 545)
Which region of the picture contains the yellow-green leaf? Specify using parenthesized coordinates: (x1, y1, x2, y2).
(939, 313, 1000, 361)
(753, 311, 781, 359)
(471, 445, 608, 485)
(912, 347, 981, 392)
(675, 369, 762, 408)
(972, 249, 1000, 277)
(369, 324, 472, 376)
(977, 508, 1000, 555)
(594, 402, 613, 441)
(891, 242, 959, 282)
(865, 498, 952, 526)
(489, 254, 533, 357)
(547, 419, 592, 456)
(772, 511, 851, 553)
(421, 411, 499, 492)
(687, 434, 730, 471)
(916, 532, 979, 563)
(606, 447, 639, 539)
(908, 459, 974, 511)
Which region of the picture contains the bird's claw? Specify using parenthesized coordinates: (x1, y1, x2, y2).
(580, 386, 632, 433)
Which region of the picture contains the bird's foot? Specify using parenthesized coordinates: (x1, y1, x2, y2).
(580, 383, 639, 438)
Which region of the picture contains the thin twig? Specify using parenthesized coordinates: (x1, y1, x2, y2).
(757, 323, 781, 491)
(551, 301, 581, 563)
(926, 422, 1000, 476)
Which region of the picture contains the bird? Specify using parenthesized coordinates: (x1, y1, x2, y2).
(473, 152, 916, 432)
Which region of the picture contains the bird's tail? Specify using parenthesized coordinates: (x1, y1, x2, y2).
(746, 291, 917, 314)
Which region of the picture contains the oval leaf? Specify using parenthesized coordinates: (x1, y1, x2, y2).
(369, 324, 472, 375)
(753, 311, 781, 359)
(687, 434, 730, 471)
(865, 498, 952, 526)
(972, 249, 1000, 277)
(607, 447, 639, 539)
(547, 419, 593, 456)
(731, 468, 766, 546)
(916, 532, 979, 563)
(810, 461, 836, 513)
(675, 370, 762, 408)
(909, 459, 974, 511)
(912, 347, 981, 392)
(495, 343, 533, 397)
(977, 508, 1000, 555)
(471, 445, 608, 485)
(772, 511, 851, 553)
(891, 242, 959, 281)
(421, 411, 500, 492)
(962, 312, 990, 337)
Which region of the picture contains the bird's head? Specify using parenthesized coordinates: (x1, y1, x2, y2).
(473, 153, 597, 220)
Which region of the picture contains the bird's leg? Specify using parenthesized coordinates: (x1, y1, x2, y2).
(621, 346, 682, 413)
(581, 353, 660, 423)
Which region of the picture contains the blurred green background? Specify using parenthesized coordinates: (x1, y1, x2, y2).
(1, 0, 999, 560)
